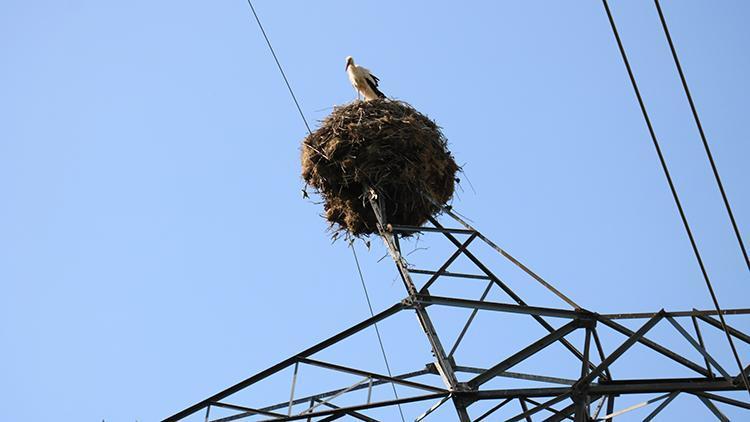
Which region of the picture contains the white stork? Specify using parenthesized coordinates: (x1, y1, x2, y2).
(345, 56, 385, 101)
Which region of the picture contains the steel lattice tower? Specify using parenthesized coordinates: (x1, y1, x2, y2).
(164, 198, 750, 421)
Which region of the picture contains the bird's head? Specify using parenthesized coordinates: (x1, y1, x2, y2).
(345, 56, 354, 71)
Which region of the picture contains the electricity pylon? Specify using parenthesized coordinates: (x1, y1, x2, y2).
(164, 201, 750, 421)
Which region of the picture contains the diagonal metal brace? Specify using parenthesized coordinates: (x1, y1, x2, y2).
(469, 319, 591, 389)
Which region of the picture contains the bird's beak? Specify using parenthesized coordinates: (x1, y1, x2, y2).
(345, 62, 350, 71)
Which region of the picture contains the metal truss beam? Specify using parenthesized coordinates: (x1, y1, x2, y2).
(428, 218, 603, 378)
(297, 358, 447, 394)
(597, 315, 712, 377)
(415, 294, 588, 320)
(163, 303, 405, 422)
(468, 377, 742, 400)
(259, 369, 429, 413)
(469, 319, 591, 389)
(254, 393, 448, 422)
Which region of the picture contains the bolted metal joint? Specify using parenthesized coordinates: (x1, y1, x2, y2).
(454, 382, 472, 392)
(401, 297, 415, 307)
(579, 318, 597, 329)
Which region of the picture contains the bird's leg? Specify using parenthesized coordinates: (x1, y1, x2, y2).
(357, 91, 361, 101)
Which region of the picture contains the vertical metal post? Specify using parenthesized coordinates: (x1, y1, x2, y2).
(367, 193, 458, 386)
(203, 404, 211, 422)
(581, 328, 592, 379)
(367, 377, 373, 404)
(575, 328, 592, 422)
(367, 190, 468, 421)
(288, 361, 299, 416)
(604, 395, 615, 422)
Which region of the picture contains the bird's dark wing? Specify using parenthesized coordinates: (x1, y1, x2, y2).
(366, 78, 386, 99)
(368, 73, 380, 86)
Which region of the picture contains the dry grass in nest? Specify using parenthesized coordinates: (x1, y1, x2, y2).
(301, 99, 458, 237)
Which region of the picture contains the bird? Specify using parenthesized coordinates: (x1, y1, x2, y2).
(345, 56, 385, 101)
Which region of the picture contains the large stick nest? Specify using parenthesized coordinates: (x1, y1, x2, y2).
(301, 99, 458, 237)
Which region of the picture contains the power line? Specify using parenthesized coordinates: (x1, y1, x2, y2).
(244, 1, 407, 417)
(246, 0, 312, 134)
(601, 0, 750, 396)
(351, 245, 407, 422)
(654, 0, 750, 274)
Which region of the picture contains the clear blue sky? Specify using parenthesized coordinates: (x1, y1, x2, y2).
(1, 1, 748, 420)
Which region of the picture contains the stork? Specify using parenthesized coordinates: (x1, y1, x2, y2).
(345, 56, 385, 101)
